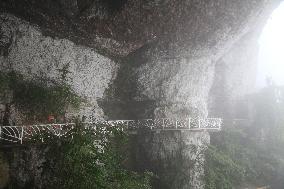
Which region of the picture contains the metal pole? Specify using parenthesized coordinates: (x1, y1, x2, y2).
(20, 127, 24, 144)
(198, 118, 201, 129)
(175, 119, 178, 129)
(60, 125, 62, 138)
(188, 118, 191, 129)
(124, 121, 129, 131)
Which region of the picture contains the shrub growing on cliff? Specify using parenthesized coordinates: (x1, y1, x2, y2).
(204, 127, 254, 189)
(0, 71, 83, 122)
(41, 122, 152, 189)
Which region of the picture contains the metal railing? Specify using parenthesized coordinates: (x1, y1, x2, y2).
(0, 118, 222, 144)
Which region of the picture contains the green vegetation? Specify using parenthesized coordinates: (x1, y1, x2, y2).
(0, 70, 82, 122)
(1, 70, 152, 188)
(38, 122, 152, 189)
(205, 86, 284, 189)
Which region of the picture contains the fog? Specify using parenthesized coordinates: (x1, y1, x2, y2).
(257, 2, 284, 88)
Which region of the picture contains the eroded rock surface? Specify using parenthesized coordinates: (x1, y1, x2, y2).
(0, 0, 280, 57)
(132, 131, 210, 189)
(0, 14, 118, 120)
(0, 0, 283, 189)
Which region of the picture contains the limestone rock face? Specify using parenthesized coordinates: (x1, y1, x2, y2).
(96, 1, 281, 188)
(0, 0, 280, 57)
(0, 0, 283, 189)
(132, 131, 210, 189)
(0, 14, 118, 120)
(135, 57, 215, 118)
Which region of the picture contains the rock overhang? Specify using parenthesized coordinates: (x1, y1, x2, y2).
(0, 0, 282, 59)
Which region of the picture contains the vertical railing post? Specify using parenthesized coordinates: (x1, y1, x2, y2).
(40, 125, 43, 140)
(198, 118, 201, 129)
(219, 119, 222, 130)
(60, 125, 63, 138)
(20, 127, 24, 144)
(150, 120, 153, 130)
(175, 119, 178, 129)
(0, 127, 2, 139)
(162, 119, 165, 130)
(125, 121, 129, 131)
(188, 118, 191, 129)
(71, 124, 74, 139)
(154, 119, 157, 130)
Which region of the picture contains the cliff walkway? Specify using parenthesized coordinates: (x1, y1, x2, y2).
(0, 118, 222, 144)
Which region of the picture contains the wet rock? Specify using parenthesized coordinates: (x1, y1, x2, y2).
(0, 0, 280, 57)
(0, 0, 282, 188)
(131, 131, 210, 189)
(0, 14, 118, 120)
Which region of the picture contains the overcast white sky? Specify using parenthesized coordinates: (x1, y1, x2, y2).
(257, 2, 284, 88)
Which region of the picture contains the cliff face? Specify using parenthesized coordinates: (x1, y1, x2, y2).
(0, 14, 118, 121)
(0, 0, 282, 188)
(130, 131, 209, 189)
(1, 1, 280, 121)
(0, 0, 279, 57)
(98, 0, 280, 121)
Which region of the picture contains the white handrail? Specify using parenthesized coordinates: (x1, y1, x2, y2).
(0, 118, 222, 144)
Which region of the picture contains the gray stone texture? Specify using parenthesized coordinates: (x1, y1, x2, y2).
(0, 0, 283, 188)
(0, 14, 118, 121)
